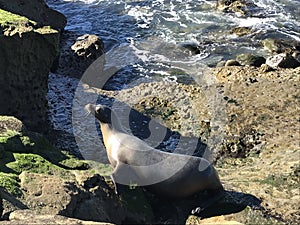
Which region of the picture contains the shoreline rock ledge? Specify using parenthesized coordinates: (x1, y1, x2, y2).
(0, 0, 66, 132)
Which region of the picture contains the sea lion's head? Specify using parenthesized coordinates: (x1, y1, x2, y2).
(85, 104, 112, 124)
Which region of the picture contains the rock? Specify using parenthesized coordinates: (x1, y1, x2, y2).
(58, 33, 105, 78)
(211, 66, 300, 223)
(0, 0, 66, 32)
(1, 209, 113, 225)
(0, 197, 2, 219)
(259, 63, 274, 73)
(0, 9, 60, 132)
(225, 60, 241, 67)
(0, 116, 24, 135)
(292, 51, 300, 62)
(180, 42, 200, 54)
(0, 187, 28, 220)
(266, 53, 300, 69)
(236, 53, 266, 67)
(71, 34, 104, 59)
(261, 38, 300, 54)
(230, 27, 252, 36)
(216, 0, 260, 17)
(187, 215, 243, 224)
(216, 61, 226, 67)
(0, 119, 154, 224)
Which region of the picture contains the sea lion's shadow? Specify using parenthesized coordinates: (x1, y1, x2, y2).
(96, 98, 261, 222)
(119, 101, 207, 157)
(143, 189, 261, 224)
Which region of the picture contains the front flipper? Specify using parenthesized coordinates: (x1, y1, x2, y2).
(111, 163, 140, 195)
(110, 173, 120, 195)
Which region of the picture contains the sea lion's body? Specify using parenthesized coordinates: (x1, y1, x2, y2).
(86, 104, 224, 198)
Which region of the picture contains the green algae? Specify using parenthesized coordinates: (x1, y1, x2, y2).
(0, 9, 57, 36)
(6, 153, 66, 176)
(85, 161, 113, 177)
(0, 118, 90, 196)
(0, 9, 36, 28)
(0, 172, 21, 196)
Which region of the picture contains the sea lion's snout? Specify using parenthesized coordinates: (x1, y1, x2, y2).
(85, 104, 112, 124)
(85, 103, 96, 114)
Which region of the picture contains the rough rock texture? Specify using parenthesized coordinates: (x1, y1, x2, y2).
(0, 0, 66, 32)
(58, 33, 105, 78)
(216, 0, 261, 17)
(0, 210, 113, 225)
(211, 66, 300, 223)
(266, 53, 300, 69)
(0, 117, 24, 135)
(236, 53, 265, 67)
(261, 38, 300, 54)
(0, 9, 60, 132)
(0, 116, 153, 224)
(77, 66, 299, 223)
(229, 27, 252, 37)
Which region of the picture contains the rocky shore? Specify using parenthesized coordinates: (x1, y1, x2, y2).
(1, 0, 300, 224)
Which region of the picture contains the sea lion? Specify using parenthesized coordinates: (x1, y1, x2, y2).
(85, 104, 224, 199)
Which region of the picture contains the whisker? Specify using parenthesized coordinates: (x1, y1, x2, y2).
(82, 110, 91, 118)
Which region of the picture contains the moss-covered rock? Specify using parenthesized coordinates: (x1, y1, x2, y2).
(0, 116, 88, 196)
(0, 0, 66, 32)
(0, 173, 21, 197)
(236, 53, 266, 67)
(0, 8, 60, 132)
(0, 116, 155, 223)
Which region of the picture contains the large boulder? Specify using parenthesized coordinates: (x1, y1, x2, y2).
(58, 33, 105, 78)
(0, 9, 60, 132)
(0, 0, 66, 32)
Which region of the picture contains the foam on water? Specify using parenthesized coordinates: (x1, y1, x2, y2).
(47, 0, 299, 55)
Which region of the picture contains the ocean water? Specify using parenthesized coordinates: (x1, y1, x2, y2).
(47, 0, 300, 84)
(46, 0, 300, 159)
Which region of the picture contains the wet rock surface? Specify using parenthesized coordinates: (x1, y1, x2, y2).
(216, 0, 262, 17)
(266, 53, 300, 69)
